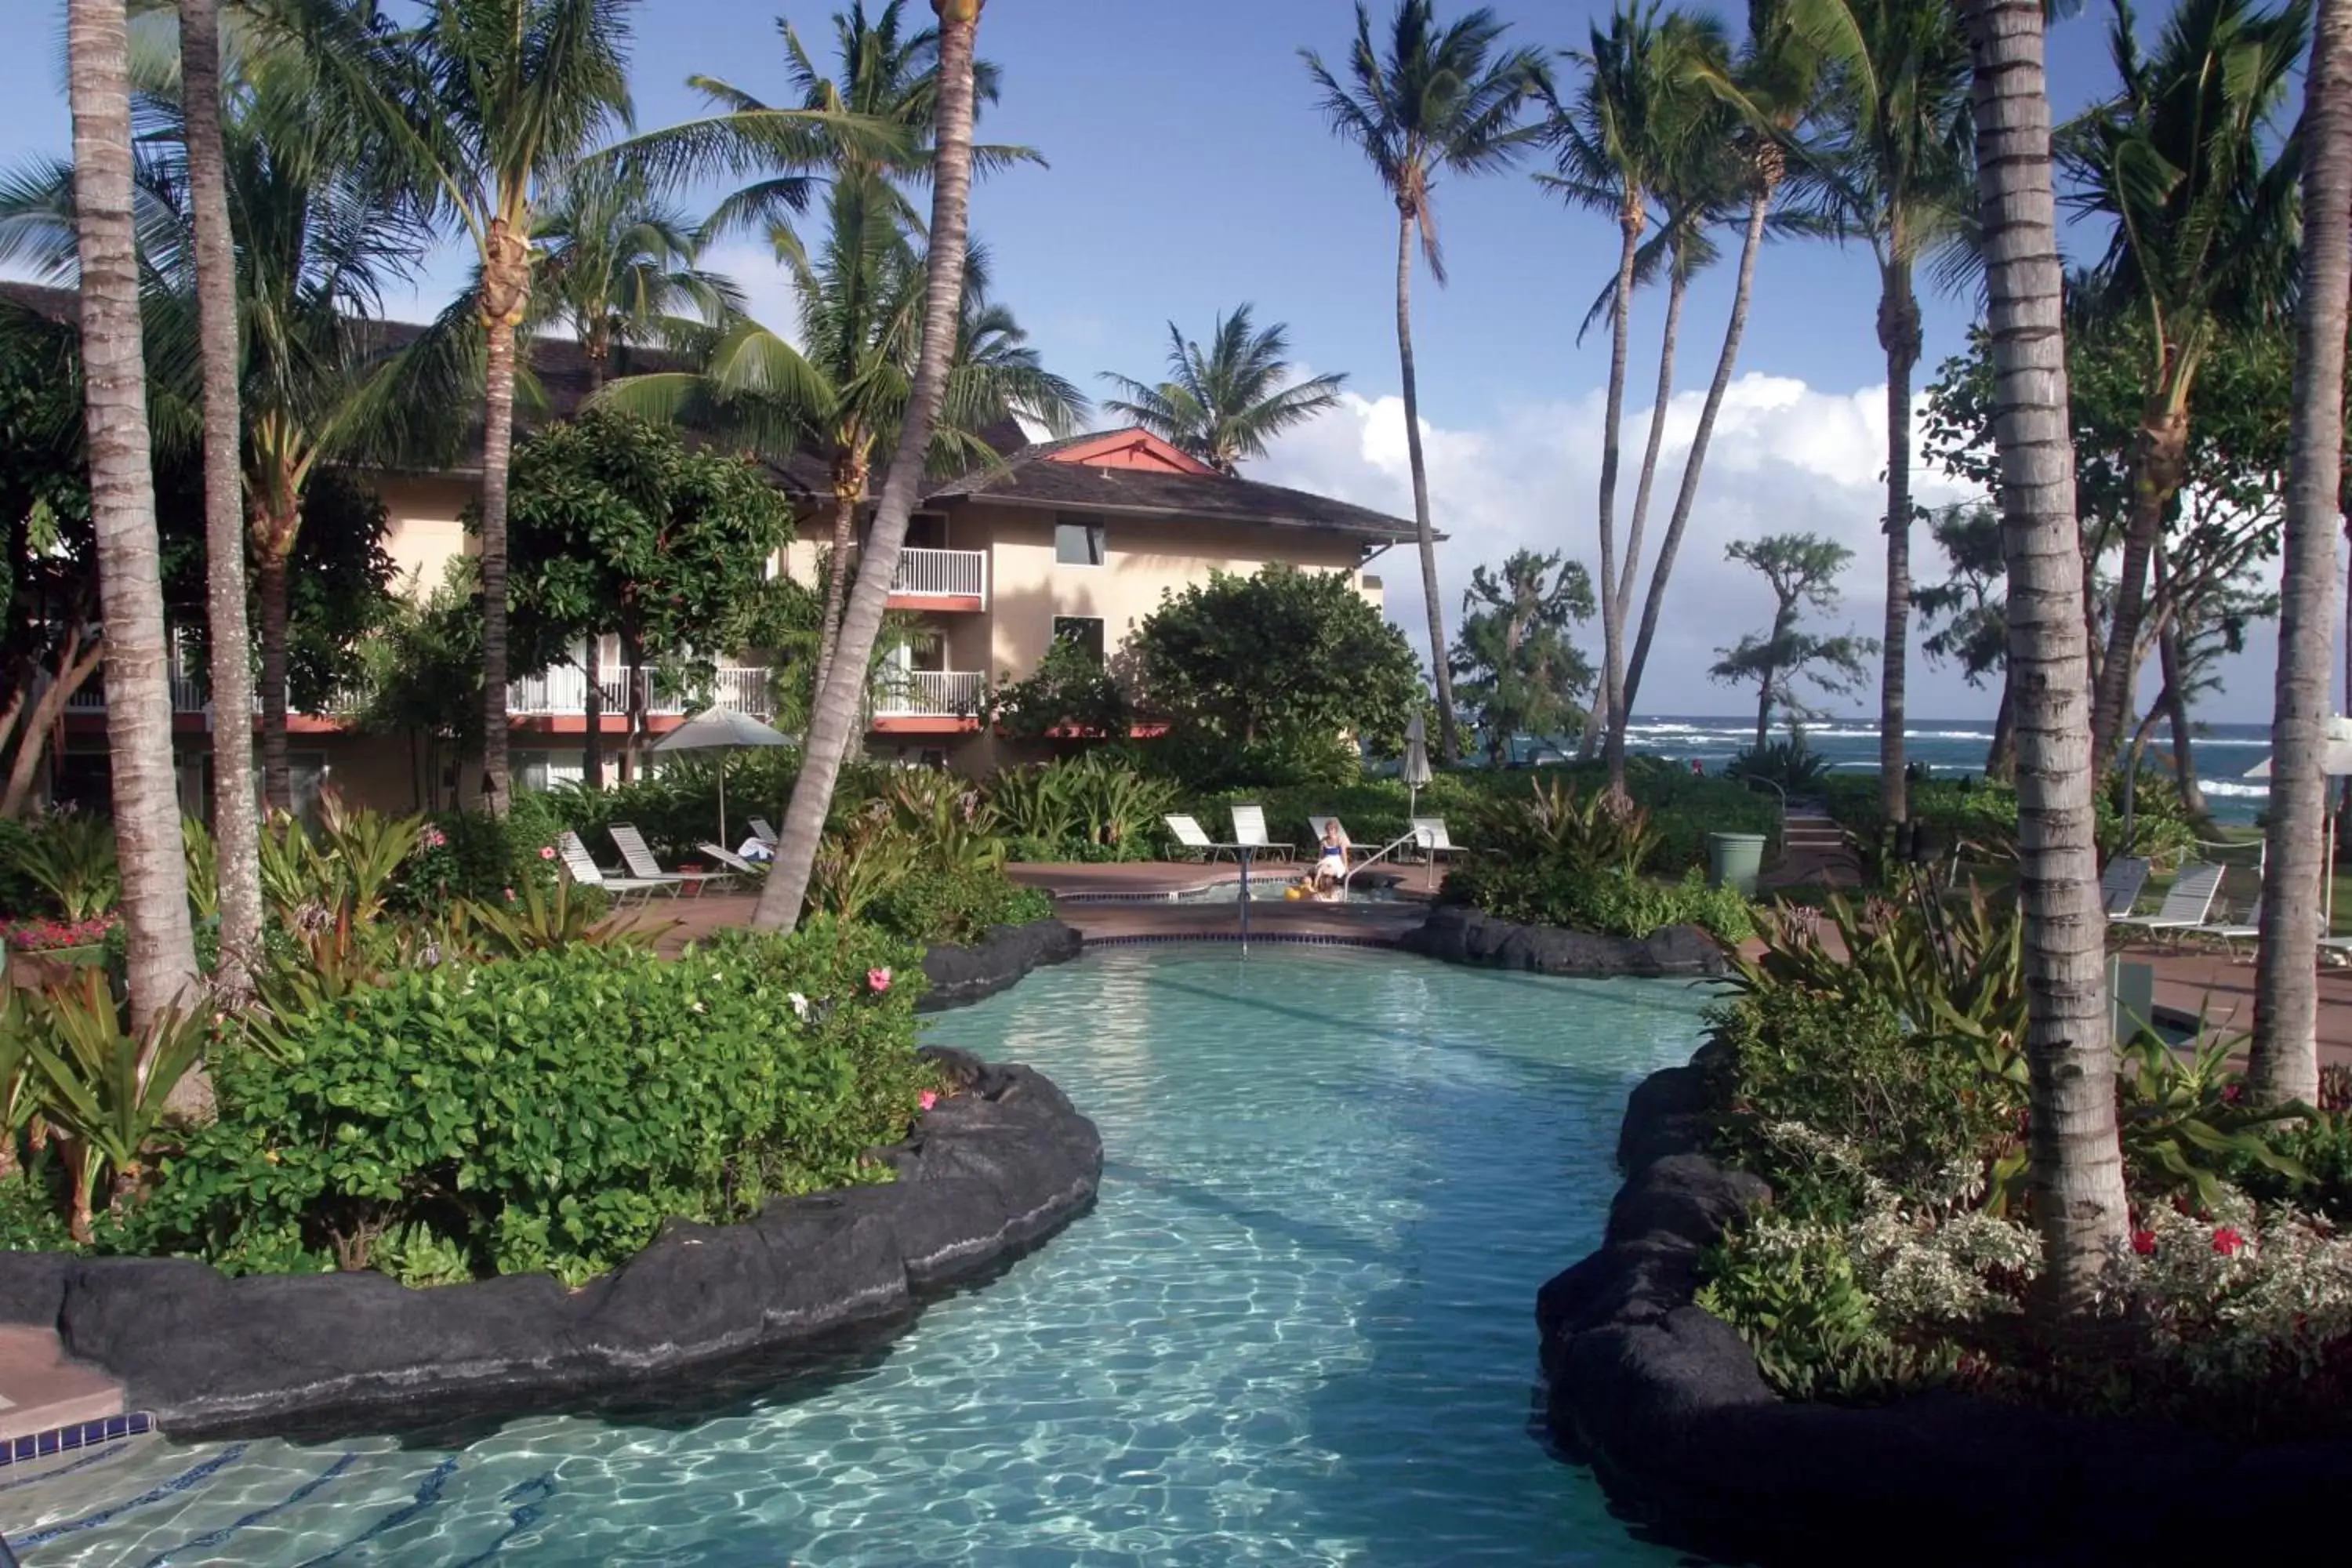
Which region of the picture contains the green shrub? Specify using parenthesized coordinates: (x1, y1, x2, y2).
(122, 920, 933, 1286)
(0, 818, 42, 915)
(1696, 1220, 1959, 1403)
(1725, 737, 1832, 794)
(9, 812, 118, 920)
(869, 863, 1051, 947)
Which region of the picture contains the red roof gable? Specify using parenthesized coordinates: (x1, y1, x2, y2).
(1040, 429, 1221, 477)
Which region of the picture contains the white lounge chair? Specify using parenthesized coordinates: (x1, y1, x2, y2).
(2110, 862, 2224, 938)
(2100, 856, 2152, 917)
(555, 831, 671, 906)
(1164, 814, 1240, 862)
(2190, 875, 2265, 954)
(748, 816, 780, 846)
(1229, 804, 1294, 860)
(609, 822, 735, 897)
(695, 842, 765, 880)
(1411, 816, 1466, 865)
(1307, 815, 1367, 862)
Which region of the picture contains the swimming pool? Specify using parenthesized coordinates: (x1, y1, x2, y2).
(1, 947, 1711, 1565)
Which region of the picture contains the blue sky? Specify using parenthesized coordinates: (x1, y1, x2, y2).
(0, 1, 2289, 725)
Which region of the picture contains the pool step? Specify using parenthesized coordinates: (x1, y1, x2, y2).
(0, 1327, 129, 1454)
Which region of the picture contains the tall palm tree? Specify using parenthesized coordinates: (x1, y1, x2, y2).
(1611, 0, 1820, 790)
(1303, 0, 1550, 764)
(534, 161, 740, 782)
(180, 0, 264, 995)
(1545, 2, 1729, 780)
(1102, 306, 1348, 475)
(1799, 0, 1974, 827)
(2065, 0, 2307, 774)
(752, 0, 987, 933)
(67, 0, 198, 1034)
(1957, 0, 2129, 1319)
(2252, 0, 2352, 1108)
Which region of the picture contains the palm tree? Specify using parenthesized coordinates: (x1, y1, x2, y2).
(1610, 0, 1819, 792)
(1303, 0, 1550, 764)
(1956, 0, 2130, 1319)
(2251, 0, 2352, 1108)
(534, 161, 741, 782)
(2065, 0, 2307, 774)
(1544, 2, 1730, 781)
(1798, 0, 1974, 828)
(751, 0, 988, 933)
(67, 0, 198, 1034)
(1101, 307, 1348, 475)
(180, 0, 264, 995)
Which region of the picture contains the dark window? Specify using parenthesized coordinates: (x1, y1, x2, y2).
(1054, 515, 1106, 565)
(1052, 615, 1106, 665)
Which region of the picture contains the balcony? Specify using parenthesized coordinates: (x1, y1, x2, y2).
(851, 546, 987, 611)
(508, 665, 775, 720)
(869, 669, 985, 731)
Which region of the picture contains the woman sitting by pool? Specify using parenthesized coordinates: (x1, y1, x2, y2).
(1312, 819, 1351, 890)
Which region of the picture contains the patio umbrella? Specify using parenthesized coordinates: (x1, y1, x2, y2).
(1402, 713, 1434, 819)
(650, 708, 794, 847)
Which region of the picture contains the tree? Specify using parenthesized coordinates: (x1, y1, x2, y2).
(1101, 306, 1348, 475)
(2063, 0, 2307, 774)
(2252, 0, 2352, 1108)
(1911, 504, 2014, 778)
(505, 410, 797, 772)
(1610, 0, 1820, 793)
(181, 0, 263, 994)
(1798, 0, 1974, 825)
(1303, 0, 1549, 764)
(1130, 564, 1427, 759)
(67, 0, 198, 1034)
(1449, 549, 1596, 765)
(751, 0, 987, 932)
(1708, 532, 1875, 748)
(1546, 2, 1728, 776)
(1958, 0, 2130, 1319)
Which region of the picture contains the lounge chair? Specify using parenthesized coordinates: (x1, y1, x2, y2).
(2100, 856, 2151, 918)
(1229, 804, 1294, 860)
(2190, 874, 2265, 954)
(748, 816, 780, 846)
(695, 842, 766, 880)
(1308, 815, 1369, 862)
(2109, 862, 2224, 938)
(1164, 814, 1240, 862)
(605, 823, 702, 898)
(555, 831, 672, 906)
(1411, 816, 1466, 866)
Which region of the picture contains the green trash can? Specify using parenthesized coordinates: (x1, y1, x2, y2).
(1706, 832, 1767, 897)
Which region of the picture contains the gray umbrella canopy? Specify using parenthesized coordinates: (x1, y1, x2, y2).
(651, 709, 795, 844)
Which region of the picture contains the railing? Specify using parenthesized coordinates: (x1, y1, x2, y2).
(869, 669, 985, 718)
(61, 668, 207, 714)
(506, 665, 776, 719)
(860, 546, 987, 603)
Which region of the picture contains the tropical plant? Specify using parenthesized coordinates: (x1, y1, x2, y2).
(1708, 533, 1876, 748)
(1448, 548, 1597, 765)
(2251, 0, 2352, 1109)
(2062, 0, 2309, 771)
(884, 768, 1004, 870)
(1957, 0, 2132, 1316)
(1911, 504, 2015, 779)
(1100, 305, 1348, 474)
(441, 875, 641, 958)
(13, 813, 121, 922)
(808, 802, 920, 924)
(1303, 0, 1549, 764)
(1726, 737, 1831, 793)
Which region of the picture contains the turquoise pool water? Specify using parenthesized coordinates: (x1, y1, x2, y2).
(0, 947, 1711, 1565)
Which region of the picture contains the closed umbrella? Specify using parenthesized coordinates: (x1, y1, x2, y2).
(1402, 712, 1434, 819)
(650, 708, 794, 846)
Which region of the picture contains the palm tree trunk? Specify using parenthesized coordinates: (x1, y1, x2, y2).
(255, 532, 294, 811)
(2252, 0, 2352, 1108)
(581, 633, 604, 786)
(183, 0, 261, 996)
(1618, 258, 1686, 687)
(623, 627, 647, 780)
(2089, 397, 2190, 771)
(1878, 261, 1921, 826)
(1, 630, 105, 818)
(67, 0, 198, 1034)
(2155, 621, 2205, 818)
(1987, 676, 2017, 782)
(1961, 0, 2131, 1317)
(1613, 173, 1773, 784)
(477, 223, 532, 818)
(753, 0, 984, 931)
(1592, 201, 1642, 789)
(811, 467, 862, 700)
(1396, 204, 1461, 764)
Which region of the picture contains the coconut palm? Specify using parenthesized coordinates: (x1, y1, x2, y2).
(2252, 0, 2352, 1108)
(180, 0, 264, 995)
(1956, 0, 2129, 1318)
(751, 0, 989, 934)
(1796, 0, 1974, 827)
(65, 0, 198, 1033)
(1102, 307, 1347, 477)
(1544, 2, 1731, 781)
(1610, 0, 1823, 792)
(1303, 0, 1550, 764)
(2064, 0, 2307, 773)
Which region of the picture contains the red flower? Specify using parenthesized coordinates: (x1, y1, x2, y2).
(2132, 1229, 2158, 1257)
(919, 1090, 938, 1112)
(539, 844, 557, 861)
(2222, 1082, 2245, 1105)
(868, 967, 892, 993)
(2212, 1225, 2247, 1258)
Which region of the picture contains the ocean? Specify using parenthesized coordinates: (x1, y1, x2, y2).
(1624, 715, 2274, 829)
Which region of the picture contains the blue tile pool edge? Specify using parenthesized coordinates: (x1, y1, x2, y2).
(0, 1412, 154, 1469)
(1079, 932, 1400, 950)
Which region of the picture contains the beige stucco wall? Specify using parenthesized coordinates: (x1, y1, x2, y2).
(376, 473, 480, 602)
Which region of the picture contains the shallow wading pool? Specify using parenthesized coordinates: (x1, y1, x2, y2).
(2, 948, 1710, 1565)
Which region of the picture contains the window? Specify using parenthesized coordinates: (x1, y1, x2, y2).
(1052, 615, 1106, 666)
(1054, 514, 1106, 566)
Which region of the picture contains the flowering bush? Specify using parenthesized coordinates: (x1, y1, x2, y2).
(1, 913, 119, 952)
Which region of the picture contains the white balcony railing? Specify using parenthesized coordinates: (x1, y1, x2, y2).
(869, 669, 985, 719)
(507, 665, 775, 720)
(890, 547, 987, 602)
(61, 668, 207, 714)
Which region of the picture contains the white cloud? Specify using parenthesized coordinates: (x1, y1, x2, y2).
(696, 238, 803, 342)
